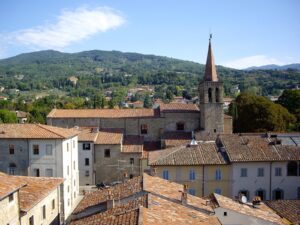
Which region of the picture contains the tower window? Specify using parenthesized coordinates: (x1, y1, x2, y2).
(208, 88, 212, 103)
(216, 88, 220, 102)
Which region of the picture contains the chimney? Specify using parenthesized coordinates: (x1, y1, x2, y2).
(181, 184, 188, 205)
(106, 189, 114, 210)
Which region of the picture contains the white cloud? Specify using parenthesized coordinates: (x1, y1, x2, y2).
(3, 6, 125, 50)
(222, 55, 285, 69)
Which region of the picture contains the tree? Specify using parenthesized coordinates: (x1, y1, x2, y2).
(143, 94, 152, 108)
(229, 93, 295, 132)
(0, 109, 17, 123)
(277, 89, 300, 121)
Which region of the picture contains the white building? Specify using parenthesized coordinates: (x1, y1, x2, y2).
(0, 124, 80, 221)
(217, 133, 300, 201)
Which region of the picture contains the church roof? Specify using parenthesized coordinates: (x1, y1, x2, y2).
(204, 36, 218, 82)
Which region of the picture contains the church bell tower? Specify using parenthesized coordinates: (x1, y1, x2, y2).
(198, 35, 224, 135)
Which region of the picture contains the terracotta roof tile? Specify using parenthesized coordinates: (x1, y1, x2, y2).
(122, 136, 144, 153)
(47, 108, 159, 118)
(265, 200, 300, 224)
(218, 134, 300, 162)
(95, 129, 123, 145)
(162, 131, 191, 147)
(210, 193, 286, 225)
(0, 173, 63, 212)
(77, 128, 99, 142)
(149, 142, 227, 166)
(159, 103, 199, 113)
(0, 172, 26, 200)
(0, 124, 79, 139)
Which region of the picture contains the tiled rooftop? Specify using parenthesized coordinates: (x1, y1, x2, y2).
(0, 173, 63, 212)
(71, 174, 221, 225)
(159, 103, 199, 113)
(47, 108, 159, 118)
(122, 135, 144, 153)
(77, 128, 99, 142)
(162, 131, 191, 147)
(94, 129, 124, 145)
(0, 172, 26, 200)
(149, 142, 227, 166)
(0, 124, 79, 139)
(218, 134, 300, 162)
(265, 200, 300, 224)
(210, 193, 286, 225)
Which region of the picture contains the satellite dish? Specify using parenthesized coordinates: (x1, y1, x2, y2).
(241, 195, 247, 203)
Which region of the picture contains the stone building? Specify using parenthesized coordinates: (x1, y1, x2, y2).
(46, 39, 232, 142)
(0, 124, 80, 221)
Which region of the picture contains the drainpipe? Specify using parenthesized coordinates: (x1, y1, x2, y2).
(202, 165, 205, 197)
(269, 162, 272, 200)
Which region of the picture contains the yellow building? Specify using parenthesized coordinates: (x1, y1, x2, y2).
(148, 142, 231, 197)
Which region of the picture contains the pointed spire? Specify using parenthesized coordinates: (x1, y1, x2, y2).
(204, 34, 218, 82)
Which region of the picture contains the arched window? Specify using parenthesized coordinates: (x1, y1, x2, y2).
(273, 189, 284, 200)
(8, 163, 16, 175)
(255, 189, 266, 201)
(208, 88, 212, 103)
(216, 88, 220, 102)
(287, 161, 298, 176)
(215, 169, 222, 181)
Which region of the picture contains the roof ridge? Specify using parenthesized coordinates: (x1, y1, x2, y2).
(36, 124, 65, 138)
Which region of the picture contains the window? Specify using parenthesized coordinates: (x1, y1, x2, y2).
(42, 205, 46, 219)
(8, 193, 14, 202)
(287, 161, 298, 176)
(85, 170, 90, 177)
(33, 168, 40, 177)
(189, 170, 196, 181)
(176, 122, 185, 131)
(256, 189, 266, 201)
(8, 163, 16, 175)
(9, 144, 14, 154)
(208, 88, 212, 103)
(67, 166, 69, 175)
(216, 88, 220, 102)
(52, 199, 55, 210)
(130, 158, 134, 165)
(45, 169, 53, 177)
(239, 190, 249, 199)
(68, 199, 70, 206)
(104, 149, 110, 158)
(298, 187, 300, 200)
(29, 216, 34, 225)
(163, 170, 169, 180)
(85, 158, 90, 166)
(33, 145, 39, 155)
(83, 143, 91, 150)
(223, 212, 227, 216)
(46, 144, 52, 156)
(67, 143, 69, 152)
(257, 168, 264, 177)
(241, 168, 247, 177)
(68, 186, 70, 193)
(141, 124, 148, 134)
(73, 140, 75, 148)
(188, 189, 196, 196)
(215, 188, 221, 194)
(273, 189, 284, 200)
(73, 161, 75, 169)
(275, 167, 282, 176)
(215, 169, 222, 180)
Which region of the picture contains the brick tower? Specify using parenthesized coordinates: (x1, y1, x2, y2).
(198, 35, 224, 135)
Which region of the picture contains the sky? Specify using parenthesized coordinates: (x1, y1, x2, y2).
(0, 0, 299, 69)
